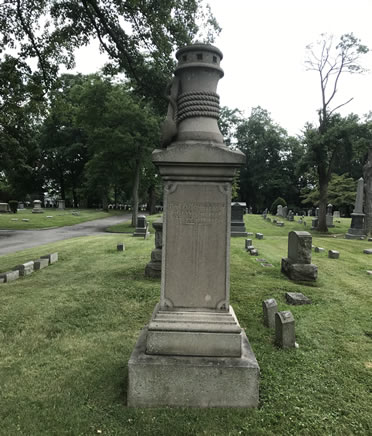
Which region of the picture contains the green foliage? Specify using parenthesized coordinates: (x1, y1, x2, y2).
(236, 107, 304, 211)
(8, 200, 18, 213)
(270, 196, 287, 215)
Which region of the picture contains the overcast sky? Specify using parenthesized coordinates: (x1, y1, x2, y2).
(73, 0, 372, 136)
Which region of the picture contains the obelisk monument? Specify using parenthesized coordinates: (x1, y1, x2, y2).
(127, 43, 260, 408)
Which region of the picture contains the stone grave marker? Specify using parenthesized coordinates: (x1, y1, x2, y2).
(363, 147, 372, 237)
(363, 248, 372, 254)
(117, 243, 125, 251)
(58, 199, 65, 209)
(133, 215, 150, 238)
(285, 292, 311, 305)
(314, 247, 324, 253)
(262, 298, 277, 328)
(282, 206, 288, 218)
(0, 203, 9, 213)
(328, 250, 340, 259)
(41, 252, 58, 264)
(281, 231, 317, 281)
(245, 239, 253, 249)
(34, 258, 49, 270)
(0, 270, 19, 283)
(127, 43, 259, 408)
(255, 233, 264, 239)
(277, 205, 283, 217)
(145, 219, 163, 278)
(346, 177, 367, 239)
(275, 311, 296, 349)
(13, 261, 34, 276)
(231, 202, 248, 237)
(32, 199, 44, 214)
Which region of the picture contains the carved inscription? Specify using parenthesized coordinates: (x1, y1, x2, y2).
(168, 202, 225, 225)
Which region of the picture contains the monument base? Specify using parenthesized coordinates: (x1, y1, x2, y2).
(127, 327, 260, 408)
(32, 209, 44, 214)
(281, 258, 317, 281)
(133, 230, 150, 237)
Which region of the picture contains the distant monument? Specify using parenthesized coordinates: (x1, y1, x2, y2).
(32, 200, 44, 214)
(346, 178, 366, 239)
(231, 202, 248, 236)
(127, 43, 259, 408)
(364, 147, 372, 237)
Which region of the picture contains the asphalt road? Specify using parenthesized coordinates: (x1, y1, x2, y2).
(0, 213, 131, 257)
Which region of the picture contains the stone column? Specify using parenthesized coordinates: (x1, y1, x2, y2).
(363, 147, 372, 236)
(326, 203, 334, 228)
(346, 177, 366, 239)
(127, 43, 259, 408)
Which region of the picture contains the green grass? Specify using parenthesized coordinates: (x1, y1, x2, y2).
(0, 215, 371, 435)
(107, 214, 162, 234)
(0, 209, 124, 230)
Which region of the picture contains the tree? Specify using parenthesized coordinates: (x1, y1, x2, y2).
(0, 0, 220, 108)
(236, 107, 303, 212)
(304, 33, 369, 231)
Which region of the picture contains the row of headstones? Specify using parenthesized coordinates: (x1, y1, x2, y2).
(0, 253, 58, 284)
(263, 292, 311, 348)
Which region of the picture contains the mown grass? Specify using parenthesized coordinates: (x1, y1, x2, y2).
(0, 215, 371, 435)
(0, 209, 124, 230)
(107, 214, 163, 234)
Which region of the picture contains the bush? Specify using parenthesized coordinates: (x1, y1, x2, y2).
(270, 197, 287, 215)
(8, 200, 18, 213)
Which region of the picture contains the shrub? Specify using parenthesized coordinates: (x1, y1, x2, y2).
(270, 197, 287, 215)
(8, 200, 18, 213)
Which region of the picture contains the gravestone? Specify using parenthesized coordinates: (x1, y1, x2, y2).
(285, 292, 311, 305)
(245, 239, 253, 249)
(117, 243, 125, 252)
(346, 178, 367, 239)
(32, 199, 44, 214)
(128, 43, 259, 408)
(18, 202, 24, 209)
(34, 258, 49, 270)
(231, 202, 248, 237)
(133, 215, 150, 238)
(328, 250, 339, 259)
(326, 203, 334, 228)
(333, 211, 340, 218)
(250, 249, 259, 256)
(13, 261, 34, 276)
(314, 247, 324, 253)
(363, 147, 372, 237)
(307, 209, 312, 217)
(262, 298, 277, 328)
(363, 248, 372, 254)
(145, 219, 163, 278)
(275, 311, 296, 349)
(311, 218, 319, 230)
(0, 203, 9, 213)
(58, 199, 65, 210)
(0, 270, 19, 282)
(287, 210, 294, 221)
(281, 231, 317, 281)
(282, 206, 288, 218)
(41, 252, 58, 264)
(277, 205, 283, 217)
(255, 233, 264, 239)
(276, 221, 284, 227)
(315, 207, 319, 217)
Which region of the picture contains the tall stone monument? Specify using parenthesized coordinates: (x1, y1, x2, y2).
(364, 147, 372, 237)
(346, 177, 366, 239)
(127, 44, 259, 408)
(231, 202, 248, 236)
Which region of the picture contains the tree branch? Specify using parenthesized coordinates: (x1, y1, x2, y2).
(328, 97, 354, 116)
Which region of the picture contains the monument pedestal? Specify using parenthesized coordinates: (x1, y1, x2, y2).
(346, 213, 366, 239)
(128, 327, 259, 408)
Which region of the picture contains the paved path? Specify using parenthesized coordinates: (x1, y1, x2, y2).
(0, 214, 131, 257)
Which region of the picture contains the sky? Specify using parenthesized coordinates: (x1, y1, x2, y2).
(73, 0, 372, 136)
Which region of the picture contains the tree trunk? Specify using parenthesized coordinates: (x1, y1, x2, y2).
(102, 193, 108, 212)
(60, 171, 65, 201)
(131, 158, 141, 226)
(318, 172, 328, 232)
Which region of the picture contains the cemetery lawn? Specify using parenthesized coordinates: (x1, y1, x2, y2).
(0, 209, 124, 230)
(107, 214, 163, 234)
(0, 214, 371, 435)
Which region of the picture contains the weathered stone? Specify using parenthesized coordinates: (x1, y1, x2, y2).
(261, 263, 273, 267)
(22, 218, 29, 222)
(363, 249, 372, 254)
(314, 247, 324, 253)
(0, 202, 9, 213)
(250, 249, 259, 256)
(231, 202, 248, 237)
(275, 311, 295, 349)
(311, 218, 319, 229)
(13, 261, 34, 276)
(245, 239, 253, 249)
(246, 245, 255, 252)
(346, 177, 366, 239)
(328, 250, 340, 259)
(133, 215, 150, 237)
(276, 222, 284, 227)
(285, 292, 311, 305)
(58, 199, 65, 210)
(364, 147, 372, 237)
(128, 327, 260, 408)
(32, 199, 44, 214)
(34, 258, 49, 270)
(0, 270, 19, 282)
(277, 205, 283, 217)
(145, 220, 163, 278)
(117, 243, 125, 251)
(262, 298, 277, 328)
(281, 258, 318, 281)
(41, 252, 58, 264)
(282, 206, 288, 218)
(367, 270, 372, 275)
(333, 211, 341, 218)
(255, 233, 263, 239)
(288, 231, 312, 263)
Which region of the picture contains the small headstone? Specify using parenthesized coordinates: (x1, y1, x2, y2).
(333, 211, 340, 218)
(262, 298, 278, 328)
(276, 222, 284, 227)
(46, 216, 53, 218)
(133, 215, 150, 238)
(117, 243, 125, 251)
(41, 252, 58, 264)
(367, 270, 372, 275)
(247, 232, 254, 236)
(255, 233, 264, 240)
(246, 245, 255, 252)
(363, 249, 372, 255)
(71, 211, 80, 216)
(245, 239, 253, 249)
(11, 218, 18, 221)
(0, 270, 20, 283)
(13, 261, 34, 276)
(145, 219, 163, 278)
(22, 219, 29, 222)
(261, 263, 273, 267)
(314, 247, 324, 253)
(285, 292, 311, 305)
(0, 202, 9, 213)
(328, 250, 340, 259)
(368, 238, 372, 242)
(34, 258, 49, 270)
(0, 276, 5, 284)
(250, 249, 259, 256)
(32, 199, 44, 214)
(230, 202, 248, 237)
(275, 311, 296, 349)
